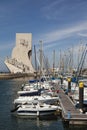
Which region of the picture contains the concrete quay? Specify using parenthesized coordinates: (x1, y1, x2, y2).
(0, 73, 35, 79)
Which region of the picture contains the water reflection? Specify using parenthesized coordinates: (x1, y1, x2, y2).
(62, 120, 87, 130)
(11, 114, 63, 130)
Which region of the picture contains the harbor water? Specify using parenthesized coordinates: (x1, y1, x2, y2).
(0, 78, 87, 130)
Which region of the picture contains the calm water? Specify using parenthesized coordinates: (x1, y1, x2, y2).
(0, 78, 87, 130)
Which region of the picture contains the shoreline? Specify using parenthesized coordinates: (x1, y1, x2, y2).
(0, 73, 35, 80)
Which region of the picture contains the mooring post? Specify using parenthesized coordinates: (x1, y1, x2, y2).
(79, 81, 84, 110)
(67, 110, 71, 119)
(60, 75, 63, 85)
(67, 77, 71, 93)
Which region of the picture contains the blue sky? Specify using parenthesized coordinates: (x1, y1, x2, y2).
(0, 0, 87, 71)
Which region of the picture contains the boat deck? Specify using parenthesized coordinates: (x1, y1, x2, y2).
(58, 87, 87, 123)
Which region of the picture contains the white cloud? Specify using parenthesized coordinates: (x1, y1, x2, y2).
(78, 33, 87, 37)
(39, 21, 87, 44)
(42, 0, 87, 20)
(42, 0, 65, 20)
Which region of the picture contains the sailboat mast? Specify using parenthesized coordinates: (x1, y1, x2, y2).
(39, 40, 43, 76)
(34, 45, 37, 72)
(53, 50, 55, 76)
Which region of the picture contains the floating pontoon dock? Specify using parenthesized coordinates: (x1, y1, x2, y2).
(59, 87, 87, 124)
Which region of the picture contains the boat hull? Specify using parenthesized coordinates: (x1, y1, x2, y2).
(17, 104, 58, 116)
(17, 109, 56, 116)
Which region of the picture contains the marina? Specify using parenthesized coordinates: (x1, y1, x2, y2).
(0, 33, 87, 129)
(0, 78, 87, 130)
(0, 78, 64, 130)
(1, 0, 87, 130)
(0, 32, 87, 128)
(9, 75, 87, 124)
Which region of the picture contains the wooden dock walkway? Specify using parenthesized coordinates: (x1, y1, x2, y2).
(58, 87, 87, 124)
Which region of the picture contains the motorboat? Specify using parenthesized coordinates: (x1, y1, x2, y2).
(16, 103, 61, 116)
(17, 88, 42, 96)
(14, 95, 59, 106)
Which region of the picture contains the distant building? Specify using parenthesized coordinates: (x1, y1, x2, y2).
(4, 33, 34, 73)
